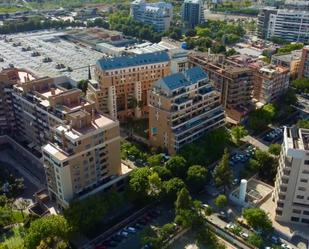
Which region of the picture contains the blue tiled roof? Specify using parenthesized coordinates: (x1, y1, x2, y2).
(155, 67, 208, 91)
(96, 51, 170, 71)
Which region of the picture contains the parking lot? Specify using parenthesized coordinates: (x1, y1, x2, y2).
(93, 207, 174, 249)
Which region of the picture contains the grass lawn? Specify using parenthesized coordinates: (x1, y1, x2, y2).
(0, 7, 28, 13)
(0, 226, 25, 249)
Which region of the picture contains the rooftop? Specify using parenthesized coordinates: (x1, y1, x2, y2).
(96, 51, 170, 71)
(154, 67, 207, 91)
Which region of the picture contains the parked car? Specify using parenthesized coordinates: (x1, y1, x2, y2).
(240, 231, 249, 239)
(225, 222, 236, 230)
(281, 243, 292, 249)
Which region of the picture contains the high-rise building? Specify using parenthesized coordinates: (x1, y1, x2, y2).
(181, 0, 204, 29)
(251, 64, 290, 104)
(258, 7, 309, 42)
(0, 68, 35, 134)
(148, 67, 225, 154)
(3, 71, 122, 209)
(91, 52, 171, 121)
(188, 52, 254, 123)
(273, 127, 309, 225)
(130, 0, 173, 33)
(298, 45, 309, 78)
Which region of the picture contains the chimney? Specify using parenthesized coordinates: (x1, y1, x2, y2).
(51, 87, 55, 96)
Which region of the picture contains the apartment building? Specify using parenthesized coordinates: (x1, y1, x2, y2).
(188, 53, 254, 123)
(298, 45, 309, 78)
(273, 127, 309, 225)
(251, 64, 290, 104)
(9, 74, 122, 209)
(181, 0, 204, 29)
(148, 67, 225, 154)
(130, 0, 173, 33)
(92, 52, 171, 120)
(271, 50, 301, 79)
(0, 68, 35, 134)
(258, 7, 309, 42)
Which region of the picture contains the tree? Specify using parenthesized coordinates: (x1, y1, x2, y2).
(163, 177, 186, 201)
(254, 150, 278, 183)
(186, 165, 207, 191)
(37, 236, 71, 249)
(213, 149, 233, 192)
(292, 77, 309, 93)
(128, 167, 152, 201)
(77, 80, 88, 94)
(231, 125, 248, 145)
(215, 195, 228, 210)
(243, 208, 273, 232)
(152, 166, 172, 181)
(148, 172, 162, 197)
(175, 188, 192, 212)
(147, 154, 163, 167)
(247, 234, 263, 248)
(165, 156, 188, 179)
(268, 144, 281, 156)
(185, 29, 196, 37)
(297, 119, 309, 129)
(24, 215, 71, 249)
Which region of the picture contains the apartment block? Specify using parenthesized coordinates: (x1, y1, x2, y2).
(298, 46, 309, 78)
(181, 0, 204, 29)
(188, 53, 254, 123)
(0, 68, 35, 134)
(148, 67, 225, 154)
(271, 50, 301, 79)
(251, 64, 290, 104)
(273, 127, 309, 225)
(130, 0, 173, 33)
(92, 52, 171, 120)
(258, 7, 309, 43)
(8, 73, 121, 209)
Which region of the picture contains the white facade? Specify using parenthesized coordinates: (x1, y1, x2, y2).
(130, 0, 173, 32)
(266, 9, 309, 42)
(273, 127, 309, 225)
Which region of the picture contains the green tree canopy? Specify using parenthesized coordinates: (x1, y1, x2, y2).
(152, 166, 172, 181)
(213, 149, 233, 191)
(163, 177, 186, 201)
(24, 215, 71, 249)
(243, 208, 273, 232)
(147, 154, 163, 167)
(165, 156, 188, 179)
(215, 194, 228, 210)
(268, 144, 281, 156)
(297, 119, 309, 129)
(175, 187, 192, 212)
(128, 167, 152, 201)
(230, 125, 248, 145)
(186, 165, 208, 191)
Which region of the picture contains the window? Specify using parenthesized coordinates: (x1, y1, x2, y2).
(277, 202, 284, 208)
(300, 178, 308, 183)
(303, 211, 309, 215)
(276, 210, 282, 216)
(301, 218, 309, 224)
(293, 209, 301, 214)
(291, 217, 300, 222)
(297, 195, 304, 199)
(298, 187, 306, 191)
(305, 160, 309, 165)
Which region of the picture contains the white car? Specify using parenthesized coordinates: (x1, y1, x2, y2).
(281, 243, 292, 249)
(225, 222, 236, 230)
(202, 204, 210, 209)
(126, 227, 136, 233)
(240, 232, 249, 239)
